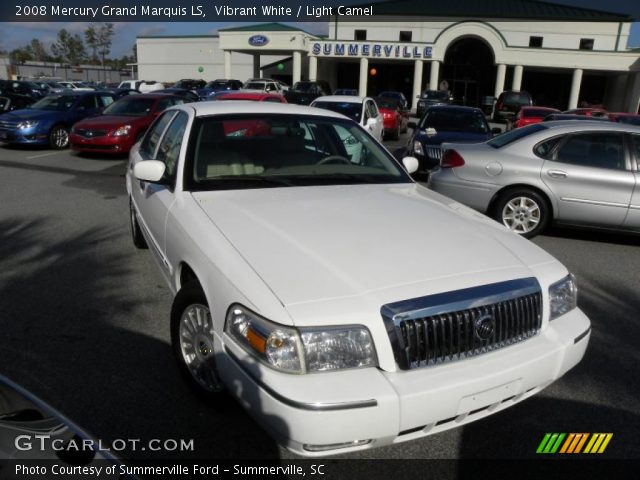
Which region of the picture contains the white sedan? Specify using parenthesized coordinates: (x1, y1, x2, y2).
(126, 101, 590, 456)
(311, 95, 384, 142)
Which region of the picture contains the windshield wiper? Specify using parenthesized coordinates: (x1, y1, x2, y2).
(207, 175, 297, 187)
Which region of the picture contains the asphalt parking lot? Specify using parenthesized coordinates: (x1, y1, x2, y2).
(0, 130, 638, 468)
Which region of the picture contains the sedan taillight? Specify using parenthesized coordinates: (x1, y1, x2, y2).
(441, 149, 465, 168)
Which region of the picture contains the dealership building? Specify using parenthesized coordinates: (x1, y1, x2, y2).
(137, 0, 640, 112)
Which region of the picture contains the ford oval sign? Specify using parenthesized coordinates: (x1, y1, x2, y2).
(248, 35, 269, 47)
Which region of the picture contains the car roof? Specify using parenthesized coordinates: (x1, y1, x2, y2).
(426, 104, 484, 113)
(219, 92, 283, 100)
(539, 120, 640, 132)
(175, 101, 350, 120)
(313, 95, 368, 103)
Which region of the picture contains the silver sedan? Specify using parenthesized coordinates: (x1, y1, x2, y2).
(428, 121, 640, 238)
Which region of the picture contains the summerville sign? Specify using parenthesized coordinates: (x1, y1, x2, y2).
(311, 42, 433, 59)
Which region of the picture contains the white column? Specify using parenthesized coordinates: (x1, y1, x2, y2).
(224, 51, 232, 79)
(512, 65, 523, 91)
(308, 56, 318, 81)
(292, 51, 302, 85)
(412, 59, 423, 112)
(625, 72, 640, 113)
(429, 60, 440, 91)
(568, 68, 583, 110)
(359, 57, 368, 97)
(252, 55, 260, 78)
(494, 64, 506, 98)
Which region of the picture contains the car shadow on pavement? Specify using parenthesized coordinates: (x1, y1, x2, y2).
(0, 216, 284, 461)
(542, 226, 639, 247)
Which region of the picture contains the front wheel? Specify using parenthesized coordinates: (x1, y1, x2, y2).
(171, 284, 229, 401)
(49, 125, 69, 149)
(492, 189, 549, 238)
(129, 199, 148, 249)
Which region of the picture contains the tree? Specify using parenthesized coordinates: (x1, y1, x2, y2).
(10, 48, 32, 63)
(94, 23, 114, 79)
(51, 29, 86, 64)
(25, 39, 49, 62)
(84, 26, 99, 63)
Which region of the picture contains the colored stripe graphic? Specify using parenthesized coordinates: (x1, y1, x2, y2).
(537, 433, 613, 454)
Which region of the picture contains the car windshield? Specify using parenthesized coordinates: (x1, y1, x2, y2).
(376, 98, 399, 109)
(418, 110, 489, 134)
(102, 98, 156, 116)
(29, 95, 77, 111)
(205, 81, 230, 89)
(244, 82, 266, 90)
(523, 108, 556, 118)
(504, 92, 531, 105)
(488, 123, 547, 148)
(312, 101, 362, 122)
(422, 91, 448, 100)
(292, 82, 316, 92)
(186, 114, 410, 191)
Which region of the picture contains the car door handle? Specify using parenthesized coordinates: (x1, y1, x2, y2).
(547, 169, 568, 179)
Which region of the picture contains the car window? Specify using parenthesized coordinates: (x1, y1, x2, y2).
(99, 95, 114, 107)
(156, 112, 188, 178)
(533, 136, 563, 158)
(263, 96, 283, 103)
(488, 123, 546, 148)
(77, 95, 98, 110)
(187, 114, 410, 190)
(419, 109, 489, 134)
(157, 97, 183, 111)
(312, 101, 362, 123)
(367, 101, 379, 118)
(555, 133, 625, 170)
(140, 111, 176, 159)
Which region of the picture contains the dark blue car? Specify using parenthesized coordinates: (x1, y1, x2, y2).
(0, 91, 115, 149)
(407, 105, 499, 173)
(197, 79, 243, 101)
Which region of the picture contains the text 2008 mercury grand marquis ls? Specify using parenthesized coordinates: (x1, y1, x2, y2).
(126, 102, 590, 456)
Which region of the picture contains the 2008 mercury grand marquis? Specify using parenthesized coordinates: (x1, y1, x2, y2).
(126, 102, 591, 456)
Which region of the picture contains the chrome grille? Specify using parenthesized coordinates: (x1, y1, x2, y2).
(425, 145, 442, 161)
(382, 278, 542, 370)
(0, 119, 18, 129)
(74, 129, 107, 138)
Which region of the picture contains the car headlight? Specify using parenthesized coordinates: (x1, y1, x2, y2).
(413, 140, 424, 156)
(17, 120, 38, 129)
(226, 305, 377, 374)
(112, 125, 132, 137)
(549, 274, 577, 321)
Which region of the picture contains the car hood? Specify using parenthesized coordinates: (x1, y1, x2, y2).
(192, 184, 551, 306)
(74, 115, 146, 130)
(415, 130, 490, 145)
(1, 109, 64, 122)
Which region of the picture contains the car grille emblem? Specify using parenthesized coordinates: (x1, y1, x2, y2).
(475, 314, 495, 341)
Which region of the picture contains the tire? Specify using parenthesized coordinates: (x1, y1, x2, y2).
(49, 125, 69, 149)
(492, 189, 550, 239)
(129, 199, 148, 249)
(170, 284, 229, 402)
(391, 125, 401, 140)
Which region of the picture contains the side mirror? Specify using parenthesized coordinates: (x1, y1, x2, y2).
(402, 156, 420, 174)
(134, 160, 166, 183)
(491, 127, 502, 135)
(408, 121, 417, 129)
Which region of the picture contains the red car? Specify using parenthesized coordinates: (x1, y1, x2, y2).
(608, 112, 640, 125)
(375, 97, 409, 140)
(70, 94, 184, 154)
(562, 107, 608, 118)
(509, 106, 560, 130)
(216, 92, 287, 103)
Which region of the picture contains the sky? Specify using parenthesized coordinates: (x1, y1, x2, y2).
(0, 1, 639, 58)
